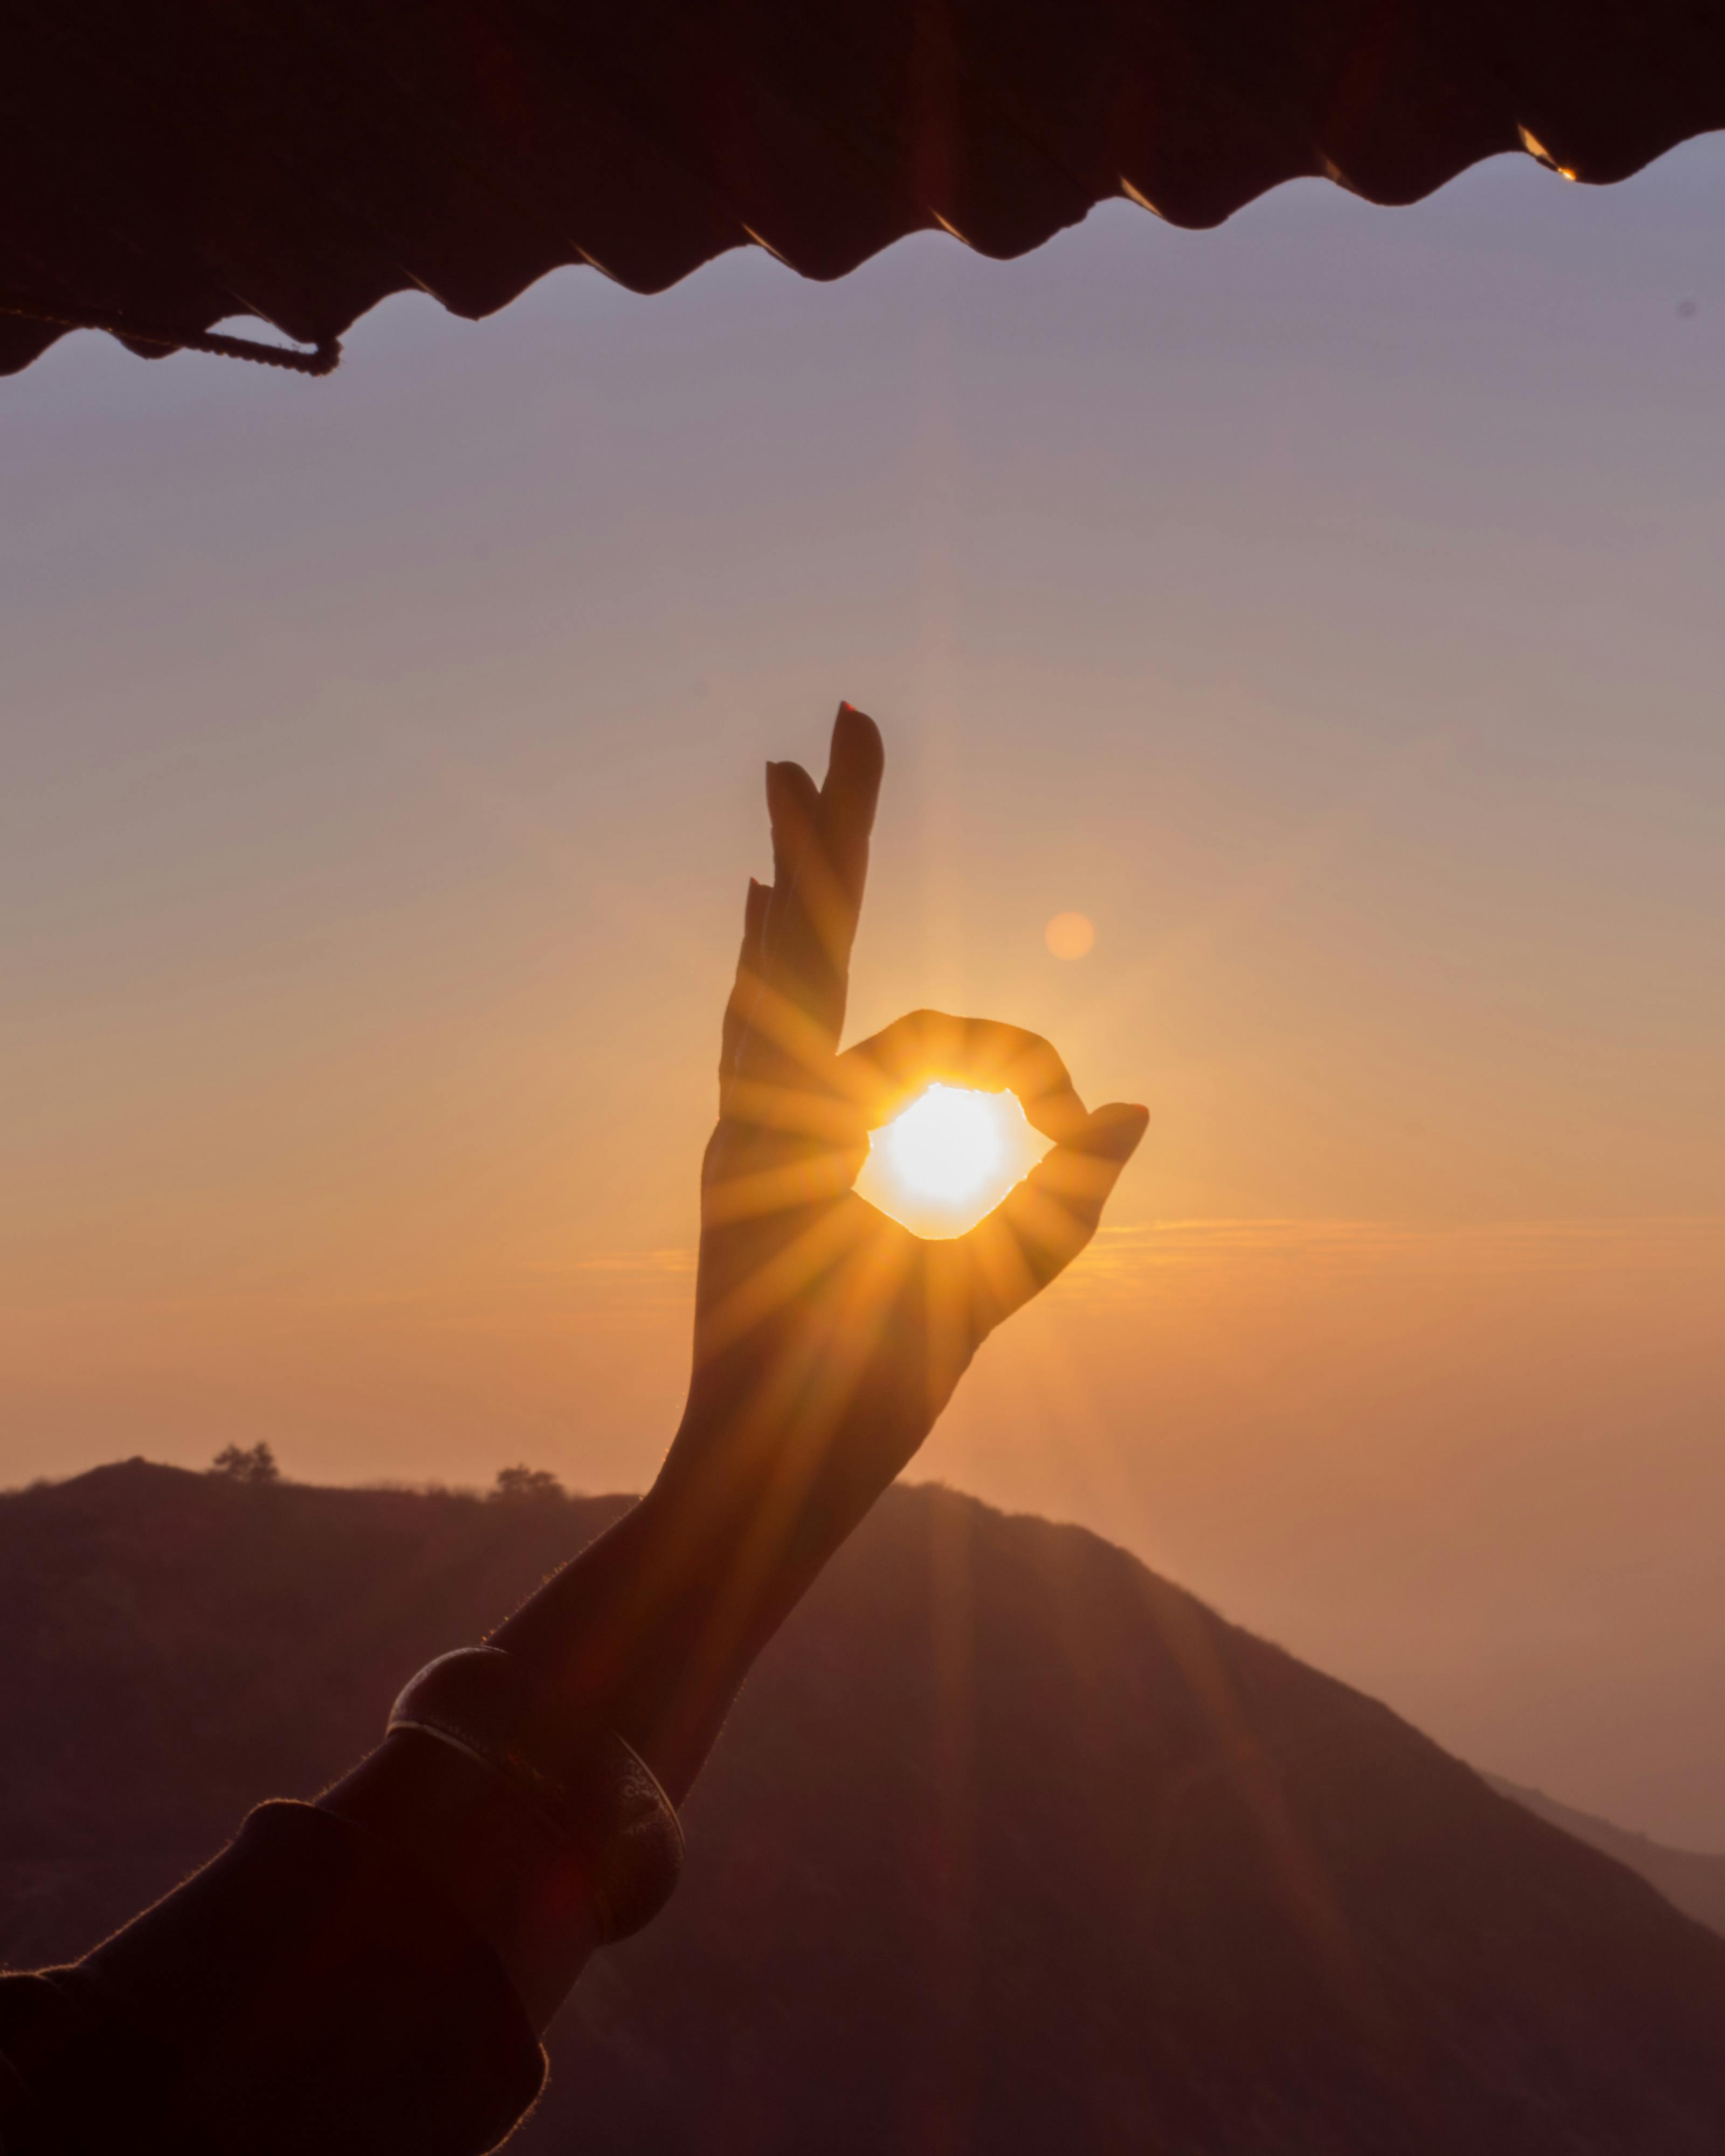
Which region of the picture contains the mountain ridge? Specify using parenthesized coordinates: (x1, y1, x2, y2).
(1488, 1773, 1725, 1938)
(2, 1460, 1723, 2152)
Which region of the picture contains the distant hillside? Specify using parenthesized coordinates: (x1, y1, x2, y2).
(3, 1461, 1724, 2153)
(1490, 1775, 1725, 1939)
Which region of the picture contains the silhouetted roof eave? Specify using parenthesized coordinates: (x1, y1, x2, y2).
(3, 0, 1722, 378)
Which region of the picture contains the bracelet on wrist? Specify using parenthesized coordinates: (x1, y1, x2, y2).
(387, 1646, 684, 1942)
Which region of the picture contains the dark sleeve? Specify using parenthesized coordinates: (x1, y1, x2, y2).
(0, 1802, 547, 2156)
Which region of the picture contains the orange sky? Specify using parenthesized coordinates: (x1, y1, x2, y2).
(4, 140, 1723, 1841)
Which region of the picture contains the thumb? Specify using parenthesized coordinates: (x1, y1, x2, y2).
(1072, 1100, 1152, 1166)
(958, 1101, 1148, 1336)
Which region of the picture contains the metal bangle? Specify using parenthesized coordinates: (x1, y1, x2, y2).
(387, 1646, 684, 1943)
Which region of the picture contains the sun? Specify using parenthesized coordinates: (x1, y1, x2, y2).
(879, 1083, 1006, 1201)
(855, 1084, 1048, 1239)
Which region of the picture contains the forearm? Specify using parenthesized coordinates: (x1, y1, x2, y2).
(314, 1416, 817, 2039)
(488, 1420, 841, 1806)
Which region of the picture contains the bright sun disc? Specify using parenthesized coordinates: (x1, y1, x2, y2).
(857, 1084, 1049, 1239)
(878, 1083, 1005, 1203)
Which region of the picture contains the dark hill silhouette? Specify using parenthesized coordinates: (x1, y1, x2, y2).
(3, 1461, 1724, 2153)
(1489, 1775, 1725, 1940)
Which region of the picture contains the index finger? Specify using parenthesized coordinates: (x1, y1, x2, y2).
(834, 1010, 1091, 1144)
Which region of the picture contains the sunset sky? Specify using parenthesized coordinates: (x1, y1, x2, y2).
(4, 138, 1722, 1843)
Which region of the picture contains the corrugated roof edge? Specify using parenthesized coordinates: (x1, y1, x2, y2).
(3, 125, 1718, 382)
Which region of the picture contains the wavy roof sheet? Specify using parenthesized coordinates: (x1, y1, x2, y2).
(4, 0, 1722, 377)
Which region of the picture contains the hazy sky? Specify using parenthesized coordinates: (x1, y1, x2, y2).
(4, 140, 1722, 1842)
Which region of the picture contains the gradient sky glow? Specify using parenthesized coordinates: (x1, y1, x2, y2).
(4, 139, 1723, 1841)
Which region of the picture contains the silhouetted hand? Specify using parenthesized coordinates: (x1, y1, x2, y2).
(665, 702, 1147, 1560)
(497, 706, 1146, 1801)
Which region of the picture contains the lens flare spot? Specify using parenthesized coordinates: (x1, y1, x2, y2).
(856, 1085, 1048, 1239)
(1045, 911, 1095, 960)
